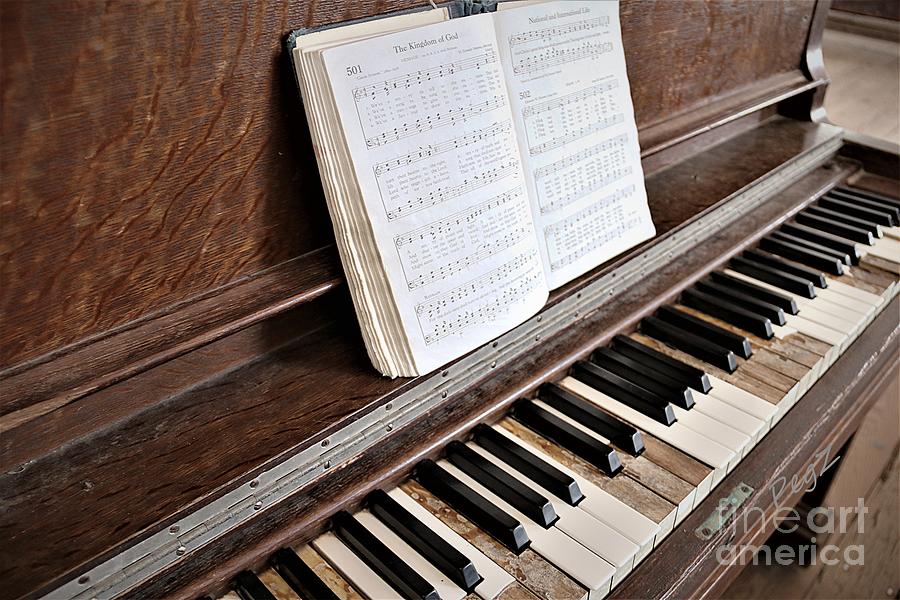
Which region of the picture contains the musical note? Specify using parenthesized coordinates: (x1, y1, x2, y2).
(508, 17, 609, 46)
(508, 18, 612, 75)
(364, 96, 507, 148)
(384, 161, 519, 221)
(535, 133, 631, 214)
(544, 185, 638, 272)
(374, 122, 512, 177)
(353, 51, 499, 102)
(415, 250, 542, 345)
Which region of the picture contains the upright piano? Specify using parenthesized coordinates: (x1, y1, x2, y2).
(1, 1, 897, 599)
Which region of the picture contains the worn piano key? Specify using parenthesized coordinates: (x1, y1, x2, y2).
(709, 270, 799, 314)
(272, 549, 338, 600)
(744, 248, 829, 288)
(257, 569, 300, 600)
(780, 222, 861, 264)
(569, 361, 677, 425)
(630, 332, 785, 405)
(555, 378, 736, 484)
(368, 489, 482, 592)
(447, 441, 559, 529)
(399, 480, 588, 600)
(861, 251, 900, 276)
(661, 302, 759, 353)
(314, 532, 411, 599)
(332, 511, 439, 600)
(770, 230, 852, 266)
(638, 433, 715, 502)
(512, 399, 624, 474)
(806, 205, 883, 237)
(819, 195, 896, 227)
(590, 347, 695, 409)
(758, 237, 845, 276)
(416, 459, 530, 555)
(730, 255, 817, 298)
(517, 404, 695, 526)
(836, 185, 900, 205)
(294, 544, 364, 600)
(234, 571, 277, 600)
(796, 211, 874, 245)
(612, 334, 712, 393)
(537, 383, 646, 454)
(494, 421, 666, 554)
(694, 279, 787, 325)
(355, 511, 467, 600)
(473, 423, 584, 506)
(641, 316, 738, 372)
(467, 442, 641, 585)
(439, 460, 616, 594)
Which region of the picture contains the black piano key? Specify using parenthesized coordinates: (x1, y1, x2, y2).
(272, 548, 341, 600)
(589, 347, 695, 409)
(234, 571, 276, 600)
(758, 237, 844, 276)
(367, 489, 483, 592)
(684, 289, 775, 340)
(770, 230, 852, 266)
(612, 334, 712, 393)
(416, 459, 530, 554)
(806, 205, 882, 237)
(818, 196, 895, 227)
(569, 361, 677, 426)
(743, 248, 828, 288)
(795, 211, 874, 245)
(332, 511, 439, 600)
(829, 190, 900, 226)
(835, 186, 900, 209)
(512, 399, 624, 475)
(472, 423, 585, 505)
(447, 441, 558, 529)
(709, 271, 799, 315)
(659, 302, 759, 354)
(695, 279, 787, 325)
(641, 315, 738, 372)
(779, 222, 861, 264)
(537, 382, 647, 453)
(730, 256, 816, 299)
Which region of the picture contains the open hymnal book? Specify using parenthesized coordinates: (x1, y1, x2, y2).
(290, 0, 654, 377)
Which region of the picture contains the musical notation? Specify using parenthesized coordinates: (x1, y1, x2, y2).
(544, 185, 637, 272)
(535, 133, 631, 214)
(522, 79, 623, 156)
(513, 41, 613, 75)
(352, 51, 499, 102)
(384, 161, 519, 221)
(394, 186, 529, 290)
(509, 17, 609, 46)
(364, 95, 506, 148)
(374, 122, 512, 176)
(416, 249, 542, 345)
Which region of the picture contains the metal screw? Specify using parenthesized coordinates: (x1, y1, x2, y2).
(490, 361, 497, 368)
(441, 391, 448, 398)
(253, 501, 262, 510)
(78, 576, 90, 585)
(169, 525, 180, 534)
(176, 546, 187, 556)
(387, 424, 394, 431)
(321, 439, 329, 447)
(385, 403, 392, 411)
(324, 460, 331, 469)
(537, 315, 542, 322)
(249, 480, 259, 488)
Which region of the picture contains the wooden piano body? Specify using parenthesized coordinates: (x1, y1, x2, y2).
(1, 0, 897, 598)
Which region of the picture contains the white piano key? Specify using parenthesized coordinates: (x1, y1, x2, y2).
(795, 303, 856, 336)
(689, 392, 766, 443)
(355, 511, 466, 600)
(821, 278, 884, 308)
(312, 532, 396, 600)
(387, 488, 515, 600)
(558, 377, 735, 484)
(866, 239, 900, 263)
(669, 404, 751, 462)
(883, 225, 900, 240)
(528, 400, 684, 529)
(439, 460, 615, 594)
(706, 376, 778, 426)
(466, 442, 640, 586)
(491, 424, 659, 561)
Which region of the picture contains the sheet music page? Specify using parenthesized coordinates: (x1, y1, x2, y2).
(494, 0, 656, 289)
(322, 14, 548, 374)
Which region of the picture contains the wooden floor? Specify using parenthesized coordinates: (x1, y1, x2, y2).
(821, 29, 900, 144)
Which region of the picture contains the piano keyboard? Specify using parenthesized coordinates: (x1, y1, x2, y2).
(219, 186, 899, 600)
